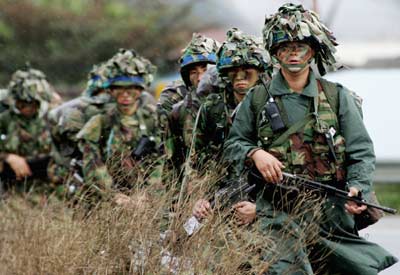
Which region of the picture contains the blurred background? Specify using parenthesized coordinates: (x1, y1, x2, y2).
(0, 0, 399, 181)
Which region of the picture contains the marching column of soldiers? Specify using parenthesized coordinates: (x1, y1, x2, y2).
(0, 4, 397, 274)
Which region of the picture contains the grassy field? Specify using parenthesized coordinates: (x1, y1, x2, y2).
(1, 174, 397, 274)
(0, 172, 328, 275)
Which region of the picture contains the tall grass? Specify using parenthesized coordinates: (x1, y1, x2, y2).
(0, 170, 326, 274)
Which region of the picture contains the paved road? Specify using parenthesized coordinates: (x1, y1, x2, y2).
(360, 216, 400, 274)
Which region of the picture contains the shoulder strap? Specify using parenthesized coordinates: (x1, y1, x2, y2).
(271, 96, 318, 147)
(251, 82, 271, 128)
(318, 78, 339, 115)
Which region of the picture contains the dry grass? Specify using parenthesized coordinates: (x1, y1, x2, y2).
(0, 169, 327, 275)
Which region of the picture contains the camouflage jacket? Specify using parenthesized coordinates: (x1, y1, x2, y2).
(48, 91, 156, 182)
(168, 88, 203, 170)
(77, 103, 161, 195)
(0, 109, 52, 173)
(156, 80, 188, 161)
(224, 70, 375, 195)
(194, 87, 238, 166)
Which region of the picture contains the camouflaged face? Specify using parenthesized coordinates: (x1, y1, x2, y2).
(263, 3, 338, 75)
(179, 33, 220, 69)
(217, 28, 270, 73)
(8, 67, 53, 103)
(100, 49, 157, 89)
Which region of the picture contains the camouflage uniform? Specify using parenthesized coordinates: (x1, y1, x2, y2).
(223, 4, 397, 274)
(157, 33, 219, 172)
(0, 68, 54, 196)
(48, 52, 156, 185)
(14, 66, 62, 112)
(194, 28, 270, 169)
(77, 49, 161, 199)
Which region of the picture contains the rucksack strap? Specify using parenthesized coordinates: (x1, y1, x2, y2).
(251, 81, 271, 129)
(318, 78, 339, 115)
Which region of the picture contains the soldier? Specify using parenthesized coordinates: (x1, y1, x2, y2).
(48, 51, 156, 185)
(76, 49, 160, 205)
(194, 28, 270, 167)
(0, 67, 54, 198)
(192, 28, 271, 225)
(223, 4, 397, 274)
(157, 33, 219, 172)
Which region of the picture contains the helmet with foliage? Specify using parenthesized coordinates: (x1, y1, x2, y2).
(85, 62, 108, 93)
(102, 48, 157, 89)
(82, 61, 111, 104)
(217, 28, 270, 74)
(263, 3, 338, 75)
(8, 65, 53, 103)
(179, 33, 220, 87)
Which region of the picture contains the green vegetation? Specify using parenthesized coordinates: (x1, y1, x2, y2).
(375, 183, 400, 213)
(0, 0, 221, 88)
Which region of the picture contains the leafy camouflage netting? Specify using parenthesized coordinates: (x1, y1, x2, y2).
(95, 49, 157, 89)
(179, 33, 220, 69)
(217, 28, 270, 74)
(8, 65, 54, 103)
(263, 3, 338, 75)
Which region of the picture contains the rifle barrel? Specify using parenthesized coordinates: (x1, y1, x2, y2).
(282, 172, 397, 214)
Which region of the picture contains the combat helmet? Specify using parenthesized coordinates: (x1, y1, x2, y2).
(103, 48, 157, 90)
(179, 33, 220, 87)
(263, 3, 338, 75)
(82, 61, 112, 104)
(8, 65, 54, 103)
(217, 28, 271, 76)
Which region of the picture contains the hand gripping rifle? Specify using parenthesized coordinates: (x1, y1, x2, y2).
(278, 172, 396, 214)
(250, 169, 396, 229)
(183, 178, 256, 236)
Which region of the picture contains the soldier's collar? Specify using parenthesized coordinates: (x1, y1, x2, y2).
(269, 70, 318, 98)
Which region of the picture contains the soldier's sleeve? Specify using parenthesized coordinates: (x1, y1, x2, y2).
(223, 91, 258, 176)
(193, 103, 208, 154)
(158, 89, 178, 115)
(338, 85, 375, 194)
(77, 115, 112, 192)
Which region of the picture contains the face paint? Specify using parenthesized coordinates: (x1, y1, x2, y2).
(112, 86, 142, 115)
(227, 67, 259, 95)
(276, 42, 313, 73)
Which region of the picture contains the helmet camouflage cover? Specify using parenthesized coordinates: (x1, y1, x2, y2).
(8, 66, 54, 103)
(102, 48, 157, 89)
(179, 33, 220, 86)
(85, 61, 108, 93)
(263, 3, 338, 75)
(217, 28, 271, 74)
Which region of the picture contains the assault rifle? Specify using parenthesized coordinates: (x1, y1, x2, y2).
(131, 135, 156, 161)
(183, 178, 256, 236)
(278, 172, 397, 214)
(249, 169, 396, 229)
